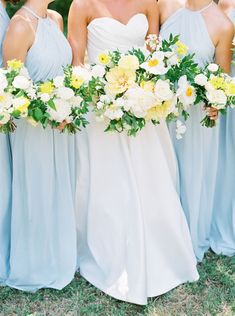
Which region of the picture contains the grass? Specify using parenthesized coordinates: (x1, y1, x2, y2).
(0, 252, 234, 316)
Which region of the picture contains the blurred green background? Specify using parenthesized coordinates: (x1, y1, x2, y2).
(7, 0, 73, 20)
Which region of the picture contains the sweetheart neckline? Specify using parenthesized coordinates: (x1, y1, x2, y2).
(87, 13, 147, 29)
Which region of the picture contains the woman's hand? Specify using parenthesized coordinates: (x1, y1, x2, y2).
(206, 107, 219, 121)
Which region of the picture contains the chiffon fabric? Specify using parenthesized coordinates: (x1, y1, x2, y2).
(5, 7, 77, 292)
(160, 4, 218, 261)
(210, 10, 235, 257)
(75, 13, 199, 305)
(0, 1, 11, 285)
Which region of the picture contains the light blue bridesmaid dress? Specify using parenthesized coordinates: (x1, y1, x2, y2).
(6, 6, 77, 291)
(0, 1, 11, 285)
(160, 2, 218, 261)
(210, 10, 235, 257)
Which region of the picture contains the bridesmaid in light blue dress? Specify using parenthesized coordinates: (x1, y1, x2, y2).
(210, 0, 235, 257)
(159, 0, 234, 261)
(0, 0, 11, 285)
(2, 0, 77, 291)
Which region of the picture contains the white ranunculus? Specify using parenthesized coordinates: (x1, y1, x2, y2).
(12, 75, 31, 90)
(19, 67, 30, 78)
(91, 65, 106, 78)
(100, 95, 111, 104)
(40, 93, 51, 103)
(57, 87, 74, 100)
(0, 72, 8, 91)
(176, 120, 187, 140)
(207, 63, 219, 73)
(154, 79, 174, 102)
(206, 89, 227, 109)
(53, 76, 65, 88)
(97, 101, 104, 109)
(70, 95, 83, 108)
(0, 111, 11, 124)
(48, 99, 72, 122)
(104, 106, 123, 120)
(194, 74, 208, 86)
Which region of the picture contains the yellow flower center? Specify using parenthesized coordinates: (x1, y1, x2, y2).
(17, 98, 30, 113)
(98, 53, 110, 65)
(186, 87, 193, 97)
(0, 95, 6, 102)
(148, 59, 159, 67)
(71, 75, 85, 89)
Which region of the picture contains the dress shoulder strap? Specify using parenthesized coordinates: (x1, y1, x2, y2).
(22, 6, 42, 20)
(198, 1, 214, 13)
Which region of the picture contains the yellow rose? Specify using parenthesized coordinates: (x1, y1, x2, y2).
(118, 55, 139, 71)
(7, 59, 23, 70)
(40, 82, 54, 94)
(146, 100, 172, 121)
(106, 66, 136, 96)
(225, 82, 235, 96)
(209, 77, 226, 90)
(176, 41, 188, 56)
(140, 80, 155, 93)
(98, 53, 111, 65)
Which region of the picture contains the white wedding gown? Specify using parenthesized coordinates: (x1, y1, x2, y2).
(75, 14, 199, 305)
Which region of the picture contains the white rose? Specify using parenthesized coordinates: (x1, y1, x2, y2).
(12, 75, 31, 90)
(104, 107, 123, 120)
(48, 99, 72, 122)
(154, 79, 174, 102)
(207, 63, 219, 73)
(40, 93, 50, 103)
(97, 101, 104, 109)
(195, 74, 208, 86)
(206, 89, 227, 109)
(0, 72, 8, 91)
(91, 65, 106, 78)
(19, 67, 30, 78)
(70, 95, 83, 108)
(100, 95, 111, 104)
(57, 87, 74, 100)
(53, 76, 65, 88)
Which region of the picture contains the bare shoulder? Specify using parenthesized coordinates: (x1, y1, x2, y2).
(218, 0, 233, 11)
(7, 11, 33, 37)
(158, 0, 183, 13)
(158, 0, 183, 24)
(70, 0, 92, 14)
(211, 4, 234, 35)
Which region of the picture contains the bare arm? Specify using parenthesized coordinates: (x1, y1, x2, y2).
(215, 19, 234, 73)
(68, 0, 89, 65)
(146, 0, 160, 35)
(3, 16, 34, 65)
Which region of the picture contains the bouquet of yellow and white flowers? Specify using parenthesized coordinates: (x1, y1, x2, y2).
(89, 35, 198, 136)
(193, 63, 235, 127)
(29, 65, 91, 133)
(0, 59, 35, 133)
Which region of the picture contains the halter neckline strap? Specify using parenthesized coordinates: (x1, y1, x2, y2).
(185, 1, 213, 13)
(22, 5, 47, 20)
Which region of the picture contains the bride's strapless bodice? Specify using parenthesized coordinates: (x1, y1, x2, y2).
(87, 13, 148, 63)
